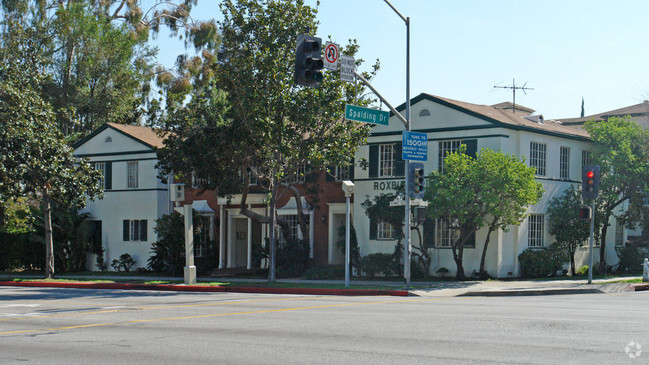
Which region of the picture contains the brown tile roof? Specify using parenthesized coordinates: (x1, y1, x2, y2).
(424, 94, 590, 139)
(557, 101, 649, 126)
(106, 122, 169, 148)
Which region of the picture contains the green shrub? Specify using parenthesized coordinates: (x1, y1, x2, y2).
(518, 248, 562, 278)
(304, 266, 344, 280)
(111, 253, 136, 272)
(276, 239, 310, 278)
(361, 253, 394, 278)
(576, 265, 589, 276)
(615, 244, 648, 274)
(148, 213, 186, 275)
(336, 224, 361, 273)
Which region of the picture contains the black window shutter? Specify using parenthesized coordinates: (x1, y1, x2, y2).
(463, 139, 478, 159)
(369, 145, 378, 178)
(394, 144, 405, 176)
(105, 162, 112, 190)
(465, 231, 476, 248)
(348, 158, 355, 180)
(369, 218, 377, 240)
(123, 220, 130, 241)
(423, 217, 435, 249)
(140, 220, 147, 241)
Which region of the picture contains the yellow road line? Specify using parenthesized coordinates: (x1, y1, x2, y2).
(0, 296, 318, 322)
(0, 297, 461, 336)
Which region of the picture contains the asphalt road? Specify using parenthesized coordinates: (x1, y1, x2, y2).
(0, 287, 647, 364)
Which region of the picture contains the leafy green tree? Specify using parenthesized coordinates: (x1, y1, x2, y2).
(426, 147, 542, 279)
(547, 186, 592, 275)
(0, 24, 103, 278)
(585, 116, 649, 266)
(156, 0, 378, 281)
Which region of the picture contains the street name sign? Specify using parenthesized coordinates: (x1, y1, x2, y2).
(323, 42, 340, 70)
(345, 104, 389, 125)
(402, 131, 428, 161)
(340, 55, 355, 82)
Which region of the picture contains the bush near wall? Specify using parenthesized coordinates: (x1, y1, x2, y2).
(518, 248, 562, 278)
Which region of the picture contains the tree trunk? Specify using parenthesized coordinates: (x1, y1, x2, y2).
(268, 179, 278, 282)
(599, 215, 610, 268)
(451, 241, 465, 280)
(479, 227, 495, 279)
(43, 192, 55, 279)
(570, 250, 576, 276)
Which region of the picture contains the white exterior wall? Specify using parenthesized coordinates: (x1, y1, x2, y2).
(353, 96, 622, 278)
(75, 127, 170, 271)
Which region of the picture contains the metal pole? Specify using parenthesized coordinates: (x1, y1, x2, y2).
(184, 204, 196, 285)
(404, 16, 411, 290)
(345, 195, 351, 287)
(588, 200, 595, 284)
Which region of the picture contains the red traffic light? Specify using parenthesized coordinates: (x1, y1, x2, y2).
(586, 171, 594, 179)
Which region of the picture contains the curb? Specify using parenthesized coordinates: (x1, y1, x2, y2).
(457, 288, 603, 297)
(630, 283, 649, 291)
(0, 281, 409, 297)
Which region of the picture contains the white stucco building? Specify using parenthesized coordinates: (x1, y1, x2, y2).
(352, 94, 624, 278)
(73, 123, 172, 271)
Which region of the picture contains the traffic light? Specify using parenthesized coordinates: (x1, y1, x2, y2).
(295, 34, 323, 87)
(578, 206, 591, 220)
(409, 162, 425, 199)
(581, 165, 600, 200)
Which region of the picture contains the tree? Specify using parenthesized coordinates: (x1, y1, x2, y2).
(0, 24, 103, 278)
(426, 147, 542, 279)
(547, 186, 592, 275)
(584, 116, 649, 267)
(156, 0, 378, 281)
(361, 185, 432, 277)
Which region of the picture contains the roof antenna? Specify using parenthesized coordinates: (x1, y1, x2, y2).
(493, 78, 534, 114)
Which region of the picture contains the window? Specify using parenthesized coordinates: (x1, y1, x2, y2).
(377, 221, 395, 240)
(123, 219, 147, 241)
(195, 223, 211, 257)
(279, 214, 310, 243)
(530, 142, 547, 176)
(615, 220, 625, 247)
(104, 136, 112, 143)
(560, 146, 570, 179)
(127, 161, 138, 189)
(438, 139, 477, 173)
(333, 165, 351, 181)
(435, 219, 457, 247)
(528, 214, 545, 247)
(379, 144, 396, 177)
(94, 162, 106, 189)
(582, 150, 592, 167)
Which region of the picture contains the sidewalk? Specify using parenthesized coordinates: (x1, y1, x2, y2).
(0, 274, 646, 297)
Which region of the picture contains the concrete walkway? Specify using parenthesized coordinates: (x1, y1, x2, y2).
(1, 274, 646, 297)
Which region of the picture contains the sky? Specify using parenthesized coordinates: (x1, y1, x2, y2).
(152, 0, 649, 119)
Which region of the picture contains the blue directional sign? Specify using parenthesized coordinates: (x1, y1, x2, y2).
(402, 131, 428, 161)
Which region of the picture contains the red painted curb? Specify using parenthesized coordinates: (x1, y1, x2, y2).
(631, 283, 649, 291)
(0, 281, 409, 297)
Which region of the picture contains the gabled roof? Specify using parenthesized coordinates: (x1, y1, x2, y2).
(73, 122, 169, 149)
(558, 101, 649, 126)
(395, 93, 590, 140)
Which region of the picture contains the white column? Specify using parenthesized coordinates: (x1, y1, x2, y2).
(227, 214, 234, 268)
(247, 204, 252, 269)
(219, 205, 225, 269)
(183, 204, 196, 285)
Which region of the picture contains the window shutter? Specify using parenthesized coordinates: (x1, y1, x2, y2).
(465, 231, 476, 248)
(463, 139, 478, 158)
(123, 220, 129, 241)
(348, 158, 355, 180)
(325, 166, 334, 182)
(369, 145, 378, 178)
(105, 162, 112, 190)
(423, 217, 435, 249)
(369, 218, 377, 240)
(140, 220, 147, 241)
(395, 144, 405, 176)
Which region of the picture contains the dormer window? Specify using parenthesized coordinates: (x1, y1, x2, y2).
(105, 136, 112, 143)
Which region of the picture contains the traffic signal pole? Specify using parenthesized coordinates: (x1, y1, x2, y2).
(588, 200, 595, 284)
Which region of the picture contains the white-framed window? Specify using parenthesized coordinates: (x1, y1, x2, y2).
(94, 162, 106, 189)
(530, 142, 547, 177)
(438, 140, 462, 173)
(127, 161, 138, 189)
(528, 214, 545, 247)
(435, 219, 458, 247)
(192, 173, 210, 188)
(582, 150, 592, 167)
(123, 219, 147, 242)
(560, 146, 570, 179)
(615, 220, 625, 247)
(195, 223, 211, 257)
(379, 144, 396, 177)
(279, 214, 310, 243)
(333, 165, 351, 181)
(377, 221, 395, 240)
